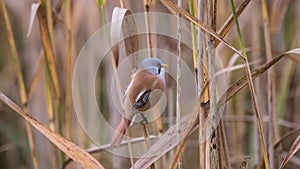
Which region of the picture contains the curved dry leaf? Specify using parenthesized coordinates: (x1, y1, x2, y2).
(274, 127, 300, 149)
(131, 114, 198, 169)
(219, 48, 300, 107)
(111, 7, 139, 69)
(132, 48, 300, 169)
(279, 135, 300, 169)
(215, 60, 260, 77)
(0, 91, 104, 169)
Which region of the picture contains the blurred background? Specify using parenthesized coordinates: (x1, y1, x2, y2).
(0, 0, 299, 168)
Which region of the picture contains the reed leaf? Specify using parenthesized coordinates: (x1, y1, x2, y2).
(0, 91, 105, 169)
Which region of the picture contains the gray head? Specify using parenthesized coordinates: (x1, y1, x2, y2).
(142, 58, 166, 75)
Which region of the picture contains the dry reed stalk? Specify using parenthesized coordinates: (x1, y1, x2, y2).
(37, 2, 61, 99)
(142, 2, 159, 167)
(229, 1, 270, 168)
(126, 129, 135, 168)
(120, 0, 125, 8)
(28, 14, 58, 167)
(219, 120, 231, 169)
(37, 2, 64, 165)
(44, 63, 58, 168)
(261, 1, 275, 168)
(0, 1, 40, 168)
(197, 0, 207, 168)
(167, 87, 174, 161)
(206, 0, 219, 168)
(189, 0, 198, 69)
(65, 0, 72, 140)
(144, 0, 153, 58)
(102, 6, 132, 167)
(141, 123, 155, 169)
(251, 1, 262, 165)
(45, 0, 55, 50)
(28, 50, 45, 100)
(176, 0, 183, 168)
(108, 6, 140, 168)
(170, 83, 209, 169)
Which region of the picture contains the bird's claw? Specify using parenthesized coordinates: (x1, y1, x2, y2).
(139, 113, 148, 124)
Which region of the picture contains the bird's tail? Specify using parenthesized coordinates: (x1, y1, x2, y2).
(111, 117, 131, 147)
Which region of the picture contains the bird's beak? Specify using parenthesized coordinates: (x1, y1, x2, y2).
(161, 64, 168, 67)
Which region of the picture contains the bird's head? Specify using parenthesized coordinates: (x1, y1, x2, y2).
(142, 58, 167, 75)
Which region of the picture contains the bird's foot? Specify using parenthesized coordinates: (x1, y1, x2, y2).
(139, 113, 148, 124)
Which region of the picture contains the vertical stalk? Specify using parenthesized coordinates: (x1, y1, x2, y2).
(219, 120, 231, 169)
(44, 63, 57, 168)
(65, 0, 72, 140)
(168, 87, 174, 161)
(206, 0, 218, 168)
(141, 123, 155, 169)
(229, 0, 270, 168)
(251, 1, 262, 166)
(120, 0, 125, 8)
(99, 5, 135, 168)
(144, 0, 153, 57)
(0, 0, 39, 168)
(261, 1, 275, 168)
(45, 0, 55, 50)
(176, 0, 183, 168)
(37, 1, 63, 165)
(189, 0, 198, 70)
(126, 130, 135, 168)
(143, 2, 158, 167)
(197, 0, 206, 168)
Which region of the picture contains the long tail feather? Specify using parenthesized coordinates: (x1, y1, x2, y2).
(111, 117, 130, 146)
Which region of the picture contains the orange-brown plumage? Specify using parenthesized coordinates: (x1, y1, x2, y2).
(111, 58, 166, 146)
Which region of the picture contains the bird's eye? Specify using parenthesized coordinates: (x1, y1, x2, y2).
(156, 64, 162, 74)
(156, 63, 162, 69)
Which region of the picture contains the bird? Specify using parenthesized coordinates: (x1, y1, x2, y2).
(111, 58, 167, 146)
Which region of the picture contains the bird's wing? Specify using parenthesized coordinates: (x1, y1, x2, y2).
(131, 89, 151, 109)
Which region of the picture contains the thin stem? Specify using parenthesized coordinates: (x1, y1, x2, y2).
(261, 0, 275, 168)
(197, 0, 206, 168)
(120, 0, 125, 8)
(141, 123, 155, 169)
(100, 5, 135, 168)
(37, 1, 61, 98)
(189, 0, 198, 69)
(251, 1, 262, 165)
(229, 0, 270, 169)
(46, 0, 55, 51)
(176, 0, 183, 168)
(44, 62, 58, 168)
(65, 0, 72, 140)
(144, 0, 153, 57)
(206, 0, 218, 168)
(0, 1, 39, 168)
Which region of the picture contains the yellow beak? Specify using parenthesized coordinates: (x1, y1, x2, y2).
(161, 63, 168, 67)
